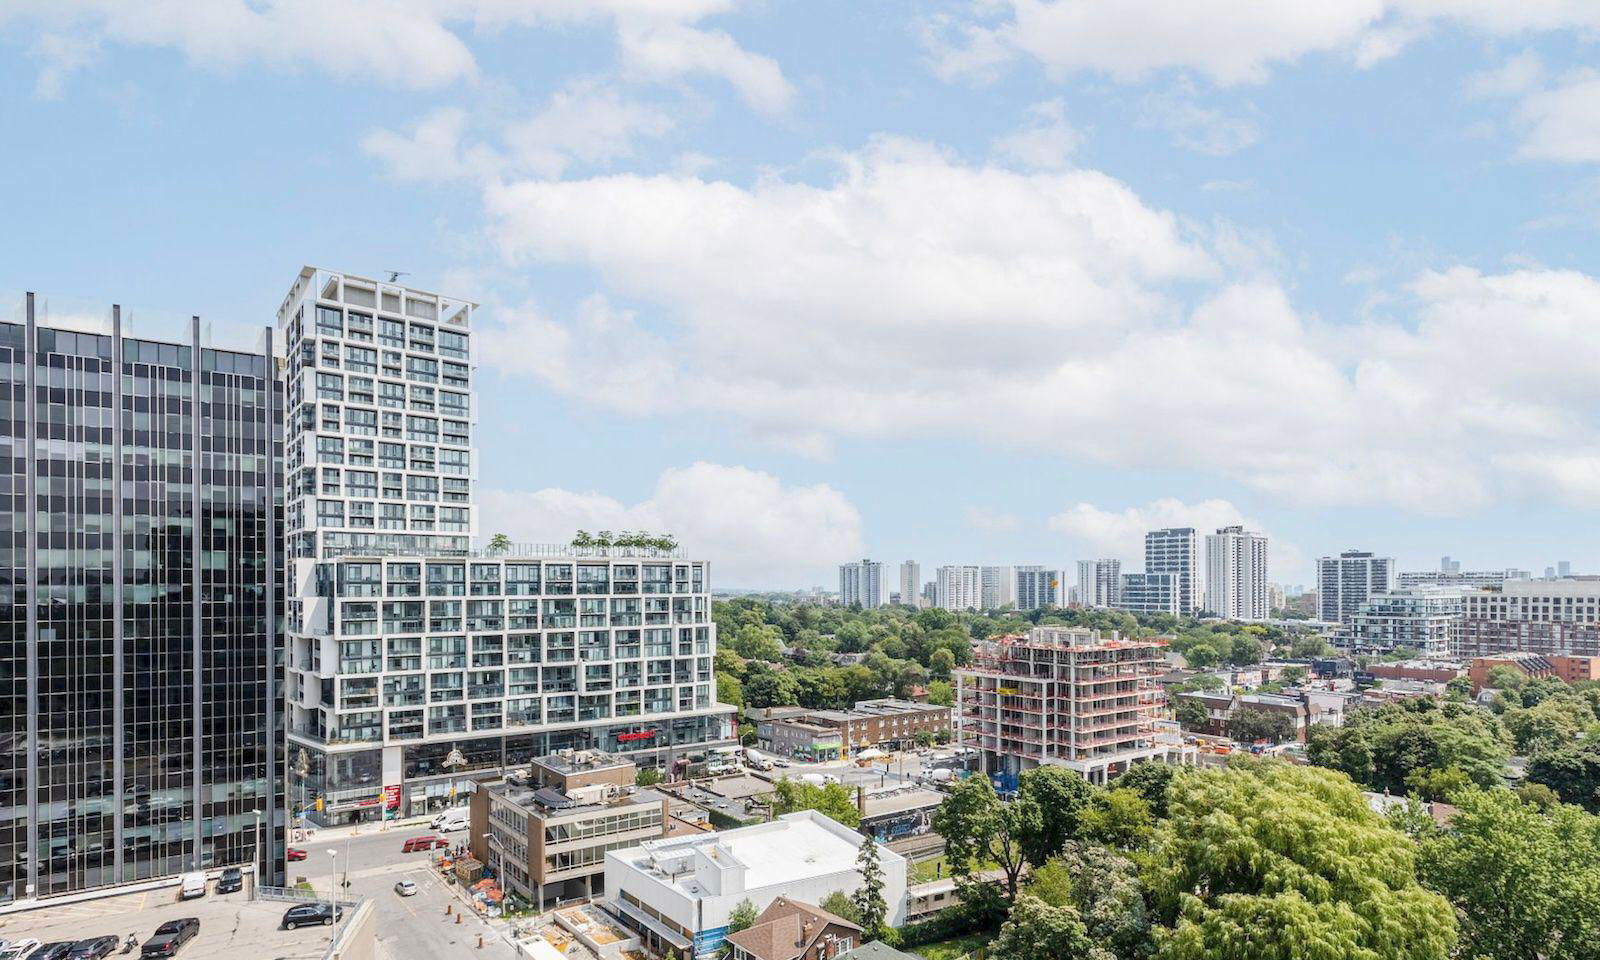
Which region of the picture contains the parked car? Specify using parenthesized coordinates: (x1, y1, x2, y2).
(178, 873, 206, 901)
(393, 880, 418, 897)
(214, 867, 242, 894)
(140, 919, 198, 958)
(66, 938, 119, 960)
(773, 758, 791, 768)
(0, 939, 41, 960)
(285, 848, 307, 862)
(29, 944, 75, 960)
(401, 835, 448, 853)
(281, 903, 341, 930)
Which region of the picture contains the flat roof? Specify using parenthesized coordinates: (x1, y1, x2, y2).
(533, 751, 635, 776)
(616, 812, 876, 897)
(862, 789, 944, 818)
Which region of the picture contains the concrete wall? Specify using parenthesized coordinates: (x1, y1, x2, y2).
(332, 899, 379, 960)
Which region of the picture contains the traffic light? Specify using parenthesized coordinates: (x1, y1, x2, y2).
(314, 795, 325, 813)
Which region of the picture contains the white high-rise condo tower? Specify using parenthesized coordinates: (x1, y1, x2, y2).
(839, 559, 885, 608)
(981, 565, 1016, 609)
(899, 561, 922, 608)
(936, 565, 982, 611)
(279, 267, 730, 825)
(1204, 526, 1269, 621)
(1075, 559, 1122, 608)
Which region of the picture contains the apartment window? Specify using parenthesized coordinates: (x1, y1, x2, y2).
(410, 384, 436, 411)
(316, 372, 343, 400)
(440, 391, 469, 415)
(440, 330, 469, 360)
(316, 437, 344, 464)
(407, 415, 438, 441)
(380, 318, 406, 348)
(346, 310, 374, 342)
(407, 475, 439, 502)
(346, 407, 377, 436)
(443, 477, 470, 503)
(443, 361, 468, 387)
(348, 376, 375, 405)
(317, 306, 343, 336)
(406, 356, 438, 383)
(441, 449, 469, 475)
(378, 380, 406, 409)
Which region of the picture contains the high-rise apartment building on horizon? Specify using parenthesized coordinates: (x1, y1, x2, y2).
(0, 294, 283, 906)
(1144, 527, 1201, 616)
(899, 561, 921, 609)
(936, 565, 982, 611)
(1204, 526, 1268, 621)
(980, 565, 1016, 610)
(1317, 550, 1396, 624)
(1075, 558, 1121, 608)
(278, 268, 729, 826)
(1014, 566, 1064, 610)
(839, 559, 885, 608)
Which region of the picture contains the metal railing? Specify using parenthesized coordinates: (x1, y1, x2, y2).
(256, 885, 362, 908)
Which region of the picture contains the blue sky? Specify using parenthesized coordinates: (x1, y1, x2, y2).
(3, 1, 1600, 588)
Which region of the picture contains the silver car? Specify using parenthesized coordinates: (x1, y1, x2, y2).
(394, 880, 419, 897)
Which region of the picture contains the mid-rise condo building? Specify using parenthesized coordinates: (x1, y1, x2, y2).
(935, 565, 981, 611)
(277, 268, 729, 824)
(1116, 573, 1179, 616)
(1075, 559, 1121, 609)
(1452, 580, 1600, 659)
(1013, 566, 1063, 610)
(839, 559, 884, 609)
(955, 627, 1192, 789)
(1344, 588, 1464, 656)
(1, 294, 283, 905)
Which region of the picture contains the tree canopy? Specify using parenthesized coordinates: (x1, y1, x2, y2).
(1307, 698, 1508, 795)
(1144, 759, 1457, 960)
(769, 778, 861, 828)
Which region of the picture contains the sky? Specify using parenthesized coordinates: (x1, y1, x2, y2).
(3, 2, 1600, 590)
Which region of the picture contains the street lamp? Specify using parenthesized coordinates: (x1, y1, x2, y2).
(293, 748, 311, 840)
(326, 848, 339, 944)
(441, 747, 467, 811)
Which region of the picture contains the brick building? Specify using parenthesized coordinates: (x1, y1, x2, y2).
(801, 699, 950, 753)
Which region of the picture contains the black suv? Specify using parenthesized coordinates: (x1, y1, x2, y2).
(214, 867, 243, 894)
(30, 945, 76, 960)
(282, 903, 342, 930)
(66, 938, 119, 960)
(141, 918, 199, 958)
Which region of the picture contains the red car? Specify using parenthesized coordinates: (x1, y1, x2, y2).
(402, 835, 448, 853)
(286, 847, 308, 861)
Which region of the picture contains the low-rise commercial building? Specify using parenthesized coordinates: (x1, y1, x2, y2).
(857, 786, 944, 841)
(605, 810, 908, 959)
(756, 719, 843, 762)
(801, 700, 950, 753)
(1467, 652, 1600, 691)
(1176, 691, 1312, 743)
(469, 750, 668, 907)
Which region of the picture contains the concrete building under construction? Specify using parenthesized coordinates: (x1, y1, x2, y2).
(955, 627, 1193, 789)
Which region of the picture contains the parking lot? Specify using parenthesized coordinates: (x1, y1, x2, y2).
(0, 883, 353, 960)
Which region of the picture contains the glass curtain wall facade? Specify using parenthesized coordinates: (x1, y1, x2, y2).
(0, 295, 282, 905)
(279, 268, 731, 825)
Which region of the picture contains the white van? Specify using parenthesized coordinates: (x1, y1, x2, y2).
(431, 809, 469, 832)
(179, 872, 208, 900)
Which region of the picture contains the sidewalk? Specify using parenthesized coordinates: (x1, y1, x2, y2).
(290, 814, 434, 844)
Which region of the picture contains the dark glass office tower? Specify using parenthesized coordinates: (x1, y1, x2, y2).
(0, 294, 283, 905)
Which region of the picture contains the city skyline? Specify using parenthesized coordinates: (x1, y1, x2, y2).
(6, 7, 1600, 589)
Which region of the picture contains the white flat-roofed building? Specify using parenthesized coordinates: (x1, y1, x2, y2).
(1453, 579, 1600, 659)
(1317, 550, 1396, 624)
(981, 565, 1016, 610)
(839, 559, 885, 608)
(1205, 526, 1268, 621)
(936, 565, 981, 611)
(1345, 588, 1465, 656)
(606, 810, 908, 959)
(1075, 559, 1121, 609)
(1014, 566, 1064, 610)
(1117, 573, 1179, 616)
(899, 562, 921, 609)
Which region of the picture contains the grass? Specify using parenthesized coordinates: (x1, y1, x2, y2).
(909, 931, 993, 960)
(908, 854, 999, 885)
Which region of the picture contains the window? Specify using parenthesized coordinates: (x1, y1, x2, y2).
(380, 318, 406, 348)
(378, 381, 406, 409)
(316, 372, 343, 400)
(407, 415, 438, 441)
(346, 345, 377, 373)
(346, 407, 377, 436)
(441, 449, 469, 475)
(440, 330, 469, 360)
(317, 306, 343, 336)
(317, 436, 344, 464)
(346, 470, 378, 499)
(379, 442, 405, 469)
(406, 356, 438, 383)
(442, 361, 468, 387)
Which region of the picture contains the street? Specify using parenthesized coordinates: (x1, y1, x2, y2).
(295, 823, 510, 960)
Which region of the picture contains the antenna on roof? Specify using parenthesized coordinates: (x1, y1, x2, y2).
(385, 271, 409, 283)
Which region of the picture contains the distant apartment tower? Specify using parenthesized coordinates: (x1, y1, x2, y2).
(1117, 573, 1179, 616)
(1075, 559, 1122, 608)
(899, 561, 922, 609)
(955, 627, 1193, 788)
(839, 559, 885, 608)
(1014, 566, 1064, 610)
(0, 295, 284, 905)
(936, 565, 982, 611)
(278, 268, 728, 825)
(980, 565, 1016, 609)
(1316, 550, 1396, 624)
(1144, 527, 1201, 616)
(1204, 526, 1268, 621)
(1453, 580, 1600, 659)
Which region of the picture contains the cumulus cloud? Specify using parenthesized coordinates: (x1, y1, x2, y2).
(477, 462, 864, 587)
(991, 99, 1081, 170)
(1, 0, 790, 109)
(1138, 79, 1260, 156)
(928, 1, 1600, 86)
(466, 136, 1600, 515)
(1515, 69, 1600, 162)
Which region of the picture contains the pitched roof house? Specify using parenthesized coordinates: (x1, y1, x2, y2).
(724, 897, 863, 960)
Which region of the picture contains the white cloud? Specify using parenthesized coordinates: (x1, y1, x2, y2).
(964, 506, 1023, 534)
(468, 137, 1600, 515)
(1515, 69, 1600, 162)
(30, 31, 98, 100)
(477, 462, 864, 587)
(1139, 79, 1260, 156)
(929, 1, 1600, 86)
(1466, 50, 1545, 98)
(991, 99, 1081, 170)
(2, 0, 790, 110)
(361, 108, 502, 183)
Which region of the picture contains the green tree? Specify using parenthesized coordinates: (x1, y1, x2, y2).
(1226, 708, 1296, 745)
(770, 778, 861, 828)
(1145, 759, 1456, 960)
(1289, 635, 1329, 659)
(1227, 634, 1264, 667)
(743, 668, 800, 708)
(716, 673, 744, 709)
(1014, 766, 1098, 866)
(1502, 696, 1591, 755)
(932, 775, 1028, 900)
(1404, 765, 1473, 802)
(929, 647, 955, 679)
(1526, 741, 1600, 811)
(852, 835, 889, 940)
(1023, 859, 1074, 907)
(1175, 698, 1209, 732)
(1111, 762, 1178, 819)
(1484, 665, 1528, 691)
(728, 898, 758, 934)
(926, 680, 954, 706)
(819, 890, 862, 926)
(1417, 787, 1600, 960)
(1183, 642, 1220, 669)
(1078, 788, 1153, 850)
(635, 766, 663, 787)
(1307, 698, 1509, 795)
(989, 895, 1093, 960)
(487, 532, 511, 555)
(1061, 842, 1153, 960)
